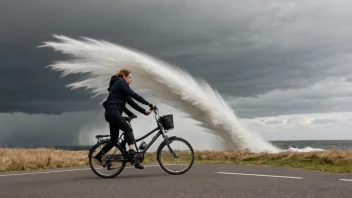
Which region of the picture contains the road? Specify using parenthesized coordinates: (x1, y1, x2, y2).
(0, 164, 352, 198)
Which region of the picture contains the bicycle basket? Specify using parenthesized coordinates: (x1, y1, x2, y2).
(159, 114, 174, 130)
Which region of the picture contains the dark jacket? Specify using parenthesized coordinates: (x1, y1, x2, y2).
(103, 75, 149, 116)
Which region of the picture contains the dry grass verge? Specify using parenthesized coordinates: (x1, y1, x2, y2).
(193, 149, 352, 173)
(1, 148, 352, 173)
(0, 148, 88, 172)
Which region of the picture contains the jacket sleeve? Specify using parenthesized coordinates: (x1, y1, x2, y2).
(123, 106, 136, 117)
(119, 82, 149, 105)
(126, 96, 147, 115)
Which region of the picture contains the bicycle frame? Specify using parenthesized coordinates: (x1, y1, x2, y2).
(134, 125, 163, 154)
(118, 107, 172, 155)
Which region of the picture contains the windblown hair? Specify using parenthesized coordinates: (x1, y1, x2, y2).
(117, 69, 131, 78)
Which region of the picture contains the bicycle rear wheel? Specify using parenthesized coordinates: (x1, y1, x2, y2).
(88, 142, 126, 178)
(157, 137, 194, 175)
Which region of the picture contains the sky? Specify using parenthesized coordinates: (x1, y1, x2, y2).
(2, 0, 352, 148)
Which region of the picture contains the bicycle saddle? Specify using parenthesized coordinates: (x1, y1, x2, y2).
(95, 135, 110, 138)
(123, 115, 137, 122)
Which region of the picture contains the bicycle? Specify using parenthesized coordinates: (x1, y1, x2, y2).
(88, 105, 195, 178)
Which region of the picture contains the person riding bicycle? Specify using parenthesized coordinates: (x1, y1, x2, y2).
(94, 69, 154, 169)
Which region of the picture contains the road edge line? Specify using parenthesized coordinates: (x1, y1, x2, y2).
(216, 172, 303, 179)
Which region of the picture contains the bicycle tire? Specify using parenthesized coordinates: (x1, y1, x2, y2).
(88, 142, 126, 178)
(157, 136, 194, 175)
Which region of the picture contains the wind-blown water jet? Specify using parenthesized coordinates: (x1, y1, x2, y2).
(39, 35, 280, 153)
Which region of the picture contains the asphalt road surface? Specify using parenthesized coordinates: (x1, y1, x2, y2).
(1, 164, 352, 198)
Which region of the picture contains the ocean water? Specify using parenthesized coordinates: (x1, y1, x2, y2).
(271, 140, 352, 151)
(4, 140, 352, 151)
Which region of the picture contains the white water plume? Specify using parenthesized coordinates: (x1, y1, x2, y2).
(39, 35, 280, 153)
(285, 147, 325, 152)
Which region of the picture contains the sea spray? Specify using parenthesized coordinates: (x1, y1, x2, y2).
(39, 35, 280, 153)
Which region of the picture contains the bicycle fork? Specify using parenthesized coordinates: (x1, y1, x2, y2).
(164, 136, 179, 158)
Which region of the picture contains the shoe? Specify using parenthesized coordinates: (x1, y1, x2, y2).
(131, 159, 144, 169)
(127, 149, 144, 169)
(128, 149, 136, 155)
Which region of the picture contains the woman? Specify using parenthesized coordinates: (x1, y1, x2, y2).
(95, 69, 153, 169)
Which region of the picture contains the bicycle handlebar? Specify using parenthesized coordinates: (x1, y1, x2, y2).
(152, 105, 160, 121)
(124, 105, 159, 123)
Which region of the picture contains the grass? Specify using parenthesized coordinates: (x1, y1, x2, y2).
(1, 148, 352, 173)
(192, 149, 352, 173)
(0, 148, 88, 172)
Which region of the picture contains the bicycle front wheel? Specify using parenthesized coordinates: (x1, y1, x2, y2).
(157, 137, 194, 175)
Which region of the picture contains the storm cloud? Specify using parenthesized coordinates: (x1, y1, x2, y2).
(1, 0, 352, 116)
(2, 0, 352, 145)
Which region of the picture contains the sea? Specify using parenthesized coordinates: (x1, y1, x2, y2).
(3, 140, 352, 151)
(271, 140, 352, 151)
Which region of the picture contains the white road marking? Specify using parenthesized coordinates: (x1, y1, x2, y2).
(0, 168, 92, 177)
(0, 165, 161, 177)
(216, 172, 303, 179)
(339, 179, 352, 182)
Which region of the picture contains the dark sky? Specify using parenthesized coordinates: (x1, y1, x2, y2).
(2, 0, 352, 146)
(1, 0, 347, 116)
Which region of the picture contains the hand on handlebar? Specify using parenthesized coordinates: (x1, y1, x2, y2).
(145, 109, 153, 115)
(148, 103, 155, 110)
